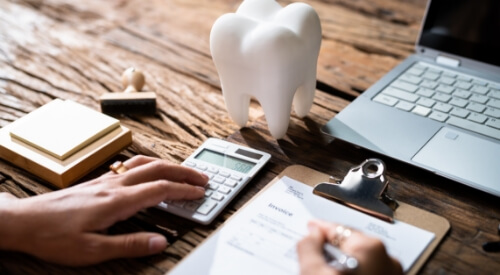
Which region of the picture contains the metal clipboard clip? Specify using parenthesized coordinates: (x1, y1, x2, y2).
(313, 158, 399, 223)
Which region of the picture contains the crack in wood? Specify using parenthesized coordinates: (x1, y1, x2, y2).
(316, 80, 357, 101)
(105, 27, 220, 89)
(121, 25, 212, 61)
(0, 76, 57, 101)
(1, 59, 83, 98)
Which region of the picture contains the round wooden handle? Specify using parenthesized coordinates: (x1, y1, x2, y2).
(122, 67, 145, 93)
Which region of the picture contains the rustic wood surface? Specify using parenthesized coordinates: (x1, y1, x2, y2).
(0, 0, 499, 274)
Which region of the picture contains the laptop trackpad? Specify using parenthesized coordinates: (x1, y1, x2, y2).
(412, 127, 499, 192)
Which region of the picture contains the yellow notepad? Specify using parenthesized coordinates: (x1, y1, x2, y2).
(9, 99, 120, 160)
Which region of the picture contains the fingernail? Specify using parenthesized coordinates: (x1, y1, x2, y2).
(149, 236, 167, 253)
(201, 172, 209, 181)
(307, 222, 320, 233)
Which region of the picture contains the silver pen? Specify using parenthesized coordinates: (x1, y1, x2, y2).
(323, 243, 359, 271)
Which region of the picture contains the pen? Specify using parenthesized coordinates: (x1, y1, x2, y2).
(323, 243, 358, 271)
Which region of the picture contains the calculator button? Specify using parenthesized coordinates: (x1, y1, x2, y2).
(194, 198, 205, 204)
(218, 186, 231, 194)
(196, 163, 208, 171)
(213, 175, 226, 184)
(230, 174, 242, 181)
(211, 193, 224, 201)
(207, 166, 219, 173)
(184, 201, 201, 211)
(196, 200, 217, 215)
(184, 161, 195, 167)
(202, 171, 214, 180)
(207, 182, 219, 190)
(219, 170, 231, 178)
(195, 168, 206, 174)
(171, 200, 186, 207)
(224, 179, 238, 188)
(204, 190, 213, 197)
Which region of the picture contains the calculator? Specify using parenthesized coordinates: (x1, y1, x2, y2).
(157, 138, 271, 224)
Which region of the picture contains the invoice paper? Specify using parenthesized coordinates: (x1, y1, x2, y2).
(172, 176, 435, 274)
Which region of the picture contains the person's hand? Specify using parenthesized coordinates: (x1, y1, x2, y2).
(0, 155, 208, 266)
(297, 219, 403, 275)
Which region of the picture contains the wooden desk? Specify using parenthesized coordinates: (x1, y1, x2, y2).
(0, 0, 498, 274)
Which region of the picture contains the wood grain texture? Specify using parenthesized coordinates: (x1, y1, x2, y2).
(0, 0, 499, 274)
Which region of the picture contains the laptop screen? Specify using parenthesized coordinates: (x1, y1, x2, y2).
(419, 0, 500, 67)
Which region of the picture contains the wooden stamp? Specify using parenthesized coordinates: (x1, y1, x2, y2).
(100, 67, 157, 115)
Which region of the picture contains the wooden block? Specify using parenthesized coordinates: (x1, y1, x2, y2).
(0, 100, 133, 188)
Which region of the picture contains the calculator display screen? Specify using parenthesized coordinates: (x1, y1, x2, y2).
(195, 149, 256, 173)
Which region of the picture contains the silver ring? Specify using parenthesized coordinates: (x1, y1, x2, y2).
(331, 225, 352, 246)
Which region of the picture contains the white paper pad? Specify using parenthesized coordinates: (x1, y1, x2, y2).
(9, 99, 119, 160)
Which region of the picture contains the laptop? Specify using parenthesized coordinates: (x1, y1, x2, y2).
(321, 0, 500, 197)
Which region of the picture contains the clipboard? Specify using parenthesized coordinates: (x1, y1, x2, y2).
(282, 163, 450, 275)
(169, 162, 450, 275)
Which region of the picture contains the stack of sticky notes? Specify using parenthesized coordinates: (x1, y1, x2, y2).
(0, 99, 132, 188)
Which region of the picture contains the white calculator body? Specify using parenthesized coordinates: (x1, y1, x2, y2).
(157, 138, 271, 224)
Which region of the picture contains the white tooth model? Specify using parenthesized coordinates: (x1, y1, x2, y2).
(210, 0, 322, 139)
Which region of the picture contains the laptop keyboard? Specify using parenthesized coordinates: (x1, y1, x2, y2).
(373, 62, 500, 140)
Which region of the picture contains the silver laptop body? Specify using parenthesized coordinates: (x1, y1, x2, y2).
(321, 0, 500, 197)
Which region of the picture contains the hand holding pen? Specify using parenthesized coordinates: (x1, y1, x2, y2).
(297, 220, 402, 275)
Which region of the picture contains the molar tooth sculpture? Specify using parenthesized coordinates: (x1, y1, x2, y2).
(210, 0, 322, 139)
